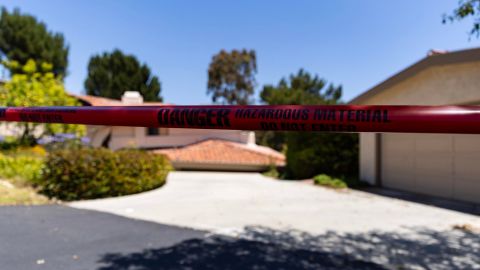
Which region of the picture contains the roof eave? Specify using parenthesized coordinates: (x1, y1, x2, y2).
(349, 47, 480, 104)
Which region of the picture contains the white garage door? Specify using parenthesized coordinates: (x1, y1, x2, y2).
(381, 133, 480, 203)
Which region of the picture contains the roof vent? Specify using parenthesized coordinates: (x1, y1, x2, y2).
(121, 91, 143, 104)
(428, 49, 448, 57)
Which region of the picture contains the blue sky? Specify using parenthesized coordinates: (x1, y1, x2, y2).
(1, 0, 477, 104)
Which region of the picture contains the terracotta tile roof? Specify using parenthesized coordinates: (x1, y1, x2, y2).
(71, 94, 166, 106)
(154, 139, 285, 167)
(73, 94, 122, 106)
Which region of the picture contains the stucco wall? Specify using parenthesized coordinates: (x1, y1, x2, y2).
(0, 123, 45, 138)
(359, 133, 377, 185)
(359, 61, 480, 106)
(88, 125, 254, 150)
(356, 60, 480, 185)
(0, 123, 22, 137)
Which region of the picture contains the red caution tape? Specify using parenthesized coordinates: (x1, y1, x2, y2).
(1, 105, 480, 134)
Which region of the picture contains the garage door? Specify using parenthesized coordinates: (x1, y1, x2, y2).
(381, 133, 480, 203)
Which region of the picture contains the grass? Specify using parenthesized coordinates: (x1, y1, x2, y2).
(313, 174, 347, 189)
(0, 145, 50, 205)
(0, 179, 50, 205)
(262, 166, 280, 179)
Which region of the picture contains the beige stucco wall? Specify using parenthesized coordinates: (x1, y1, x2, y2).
(359, 133, 377, 185)
(0, 123, 22, 137)
(356, 60, 480, 185)
(0, 123, 45, 138)
(87, 126, 112, 147)
(359, 61, 480, 106)
(88, 125, 255, 150)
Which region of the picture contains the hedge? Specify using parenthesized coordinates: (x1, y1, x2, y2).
(38, 148, 172, 201)
(285, 132, 358, 180)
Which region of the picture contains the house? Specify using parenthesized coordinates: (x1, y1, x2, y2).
(350, 47, 480, 204)
(75, 91, 285, 171)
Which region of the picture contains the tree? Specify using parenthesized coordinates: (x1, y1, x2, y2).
(258, 69, 342, 151)
(260, 69, 341, 106)
(0, 8, 68, 77)
(443, 0, 480, 37)
(0, 60, 84, 144)
(259, 69, 358, 180)
(207, 49, 256, 105)
(84, 49, 162, 102)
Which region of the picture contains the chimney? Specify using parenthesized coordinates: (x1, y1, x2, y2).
(121, 91, 144, 105)
(427, 49, 448, 57)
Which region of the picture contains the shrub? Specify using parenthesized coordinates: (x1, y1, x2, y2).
(38, 148, 172, 201)
(6, 145, 47, 158)
(0, 153, 44, 184)
(285, 132, 358, 180)
(0, 136, 23, 150)
(313, 174, 347, 189)
(262, 164, 280, 179)
(38, 133, 90, 151)
(258, 69, 358, 180)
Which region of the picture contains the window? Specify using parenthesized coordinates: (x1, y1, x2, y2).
(146, 127, 159, 136)
(146, 127, 168, 136)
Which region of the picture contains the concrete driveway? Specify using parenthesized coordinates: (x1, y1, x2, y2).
(70, 171, 480, 235)
(54, 172, 480, 268)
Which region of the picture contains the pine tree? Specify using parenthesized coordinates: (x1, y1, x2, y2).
(207, 49, 256, 105)
(0, 8, 69, 77)
(84, 49, 162, 102)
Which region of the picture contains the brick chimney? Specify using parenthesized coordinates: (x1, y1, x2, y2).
(121, 91, 143, 105)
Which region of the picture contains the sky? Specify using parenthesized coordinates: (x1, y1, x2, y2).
(1, 0, 477, 104)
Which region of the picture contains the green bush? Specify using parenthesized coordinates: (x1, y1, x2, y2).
(285, 132, 358, 180)
(262, 164, 280, 179)
(0, 153, 44, 183)
(258, 69, 359, 181)
(313, 174, 347, 189)
(38, 148, 172, 201)
(0, 136, 21, 150)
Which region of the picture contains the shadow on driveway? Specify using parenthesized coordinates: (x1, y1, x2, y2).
(1, 205, 478, 269)
(99, 226, 480, 270)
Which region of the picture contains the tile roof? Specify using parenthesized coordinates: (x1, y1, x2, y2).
(154, 139, 285, 167)
(73, 95, 122, 106)
(71, 94, 166, 106)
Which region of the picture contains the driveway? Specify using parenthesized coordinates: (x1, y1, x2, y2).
(70, 171, 480, 234)
(3, 172, 480, 269)
(0, 205, 205, 270)
(67, 172, 480, 268)
(4, 206, 384, 270)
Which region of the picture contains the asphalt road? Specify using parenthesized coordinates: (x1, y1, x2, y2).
(0, 205, 205, 270)
(0, 205, 385, 270)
